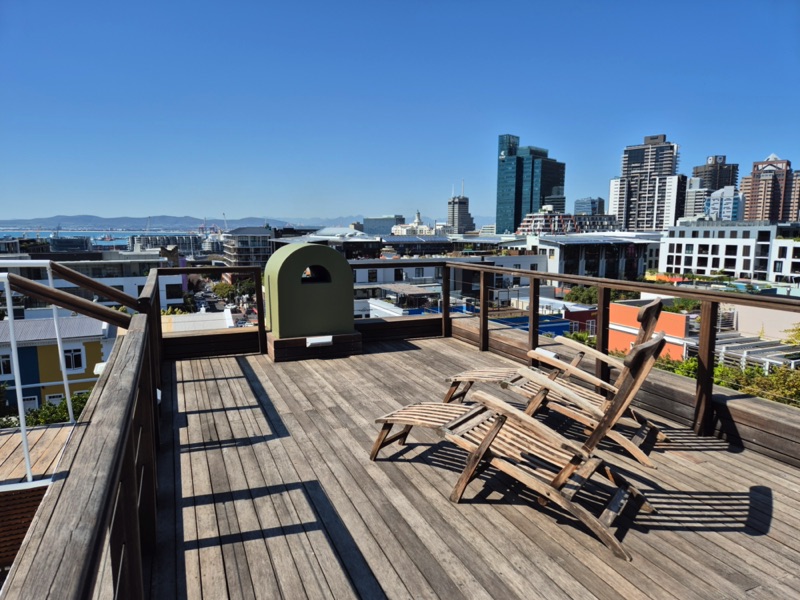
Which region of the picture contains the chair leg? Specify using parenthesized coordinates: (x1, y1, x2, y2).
(369, 424, 412, 460)
(450, 416, 506, 503)
(443, 381, 473, 403)
(599, 464, 655, 516)
(538, 483, 633, 560)
(605, 430, 656, 469)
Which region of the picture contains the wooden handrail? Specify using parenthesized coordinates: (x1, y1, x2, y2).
(2, 314, 156, 599)
(49, 262, 140, 310)
(7, 273, 132, 329)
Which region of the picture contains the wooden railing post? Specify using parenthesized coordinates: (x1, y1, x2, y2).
(595, 286, 610, 384)
(441, 264, 451, 337)
(253, 266, 268, 354)
(694, 300, 719, 436)
(479, 270, 489, 351)
(528, 276, 540, 367)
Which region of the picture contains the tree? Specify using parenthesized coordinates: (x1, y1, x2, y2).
(564, 285, 597, 304)
(213, 282, 234, 300)
(783, 322, 800, 346)
(564, 285, 640, 305)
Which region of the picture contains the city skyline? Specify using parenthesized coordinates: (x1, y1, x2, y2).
(1, 1, 799, 221)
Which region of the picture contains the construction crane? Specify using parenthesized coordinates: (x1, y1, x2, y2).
(222, 212, 229, 232)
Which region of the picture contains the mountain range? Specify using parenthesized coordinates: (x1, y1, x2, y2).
(0, 214, 495, 231)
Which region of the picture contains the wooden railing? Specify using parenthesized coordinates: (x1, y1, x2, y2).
(2, 258, 800, 597)
(1, 263, 267, 599)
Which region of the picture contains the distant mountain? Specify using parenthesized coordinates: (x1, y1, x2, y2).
(0, 213, 496, 232)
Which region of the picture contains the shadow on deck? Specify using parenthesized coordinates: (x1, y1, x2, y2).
(148, 337, 800, 599)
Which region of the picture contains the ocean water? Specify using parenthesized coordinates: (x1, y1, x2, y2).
(0, 230, 189, 247)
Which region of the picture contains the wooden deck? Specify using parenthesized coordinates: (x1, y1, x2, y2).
(0, 423, 72, 485)
(149, 337, 800, 599)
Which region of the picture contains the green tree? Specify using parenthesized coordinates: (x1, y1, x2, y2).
(213, 282, 234, 299)
(564, 285, 640, 304)
(783, 322, 800, 346)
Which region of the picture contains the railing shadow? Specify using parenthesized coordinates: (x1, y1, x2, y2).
(183, 479, 385, 599)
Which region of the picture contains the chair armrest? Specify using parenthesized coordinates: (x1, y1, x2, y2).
(526, 349, 618, 393)
(470, 391, 588, 458)
(552, 336, 626, 371)
(510, 367, 606, 420)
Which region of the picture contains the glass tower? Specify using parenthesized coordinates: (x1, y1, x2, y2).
(496, 134, 566, 234)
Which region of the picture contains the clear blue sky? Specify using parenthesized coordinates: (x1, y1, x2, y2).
(1, 1, 798, 223)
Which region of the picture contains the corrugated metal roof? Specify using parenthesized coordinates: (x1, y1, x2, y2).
(0, 316, 105, 344)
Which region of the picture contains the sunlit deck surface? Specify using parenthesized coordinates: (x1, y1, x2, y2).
(149, 337, 800, 599)
(0, 423, 71, 485)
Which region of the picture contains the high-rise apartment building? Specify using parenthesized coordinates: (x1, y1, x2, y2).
(692, 155, 738, 191)
(706, 186, 744, 221)
(684, 177, 711, 218)
(573, 197, 605, 215)
(496, 134, 566, 234)
(609, 134, 685, 231)
(740, 154, 800, 222)
(447, 195, 475, 234)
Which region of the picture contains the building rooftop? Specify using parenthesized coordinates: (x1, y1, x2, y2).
(0, 315, 106, 345)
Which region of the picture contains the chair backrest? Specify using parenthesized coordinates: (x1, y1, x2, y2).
(632, 298, 663, 346)
(611, 298, 662, 389)
(583, 331, 666, 454)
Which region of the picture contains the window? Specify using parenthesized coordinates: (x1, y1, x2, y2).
(685, 244, 694, 254)
(394, 268, 404, 282)
(64, 348, 84, 371)
(0, 354, 11, 378)
(367, 269, 377, 283)
(586, 320, 596, 336)
(774, 261, 784, 272)
(730, 231, 738, 239)
(414, 267, 424, 278)
(743, 246, 751, 257)
(779, 247, 788, 259)
(742, 231, 750, 239)
(46, 393, 65, 405)
(691, 231, 699, 238)
(23, 396, 38, 412)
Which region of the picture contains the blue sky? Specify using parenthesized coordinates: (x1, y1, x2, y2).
(1, 1, 798, 223)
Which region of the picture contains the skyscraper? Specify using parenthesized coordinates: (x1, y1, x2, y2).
(692, 155, 738, 191)
(740, 154, 800, 222)
(496, 134, 566, 234)
(447, 193, 475, 234)
(609, 134, 685, 231)
(684, 177, 711, 218)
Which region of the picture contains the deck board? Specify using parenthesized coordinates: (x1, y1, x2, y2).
(0, 423, 72, 486)
(148, 336, 800, 599)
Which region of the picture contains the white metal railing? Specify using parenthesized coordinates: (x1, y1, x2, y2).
(0, 260, 77, 487)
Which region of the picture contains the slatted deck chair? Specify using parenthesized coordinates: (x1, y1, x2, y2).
(440, 332, 667, 560)
(441, 297, 662, 405)
(369, 299, 664, 463)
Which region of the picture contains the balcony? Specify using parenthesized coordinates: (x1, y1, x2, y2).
(2, 262, 800, 598)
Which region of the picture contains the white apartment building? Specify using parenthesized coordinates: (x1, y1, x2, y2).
(659, 220, 800, 283)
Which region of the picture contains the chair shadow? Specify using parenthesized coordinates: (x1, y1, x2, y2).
(398, 441, 772, 545)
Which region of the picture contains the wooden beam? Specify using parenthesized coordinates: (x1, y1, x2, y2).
(595, 286, 610, 386)
(528, 277, 540, 366)
(479, 270, 489, 351)
(441, 265, 451, 338)
(8, 273, 132, 329)
(694, 300, 719, 436)
(50, 262, 139, 310)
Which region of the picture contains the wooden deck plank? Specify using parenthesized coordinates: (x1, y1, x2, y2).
(148, 336, 800, 600)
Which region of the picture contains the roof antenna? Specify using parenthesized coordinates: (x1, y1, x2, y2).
(461, 179, 465, 197)
(451, 183, 455, 198)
